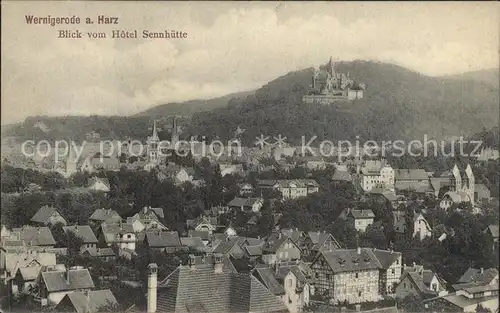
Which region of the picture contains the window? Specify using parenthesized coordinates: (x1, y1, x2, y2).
(358, 291, 362, 297)
(355, 273, 358, 279)
(432, 283, 437, 291)
(288, 279, 293, 287)
(391, 269, 395, 274)
(403, 283, 406, 288)
(396, 259, 399, 265)
(326, 274, 330, 280)
(288, 296, 292, 304)
(315, 273, 319, 279)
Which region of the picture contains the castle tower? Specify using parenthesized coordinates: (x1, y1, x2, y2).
(147, 263, 158, 313)
(147, 121, 160, 165)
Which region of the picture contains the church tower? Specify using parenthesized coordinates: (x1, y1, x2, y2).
(171, 116, 179, 148)
(147, 121, 160, 165)
(464, 164, 475, 204)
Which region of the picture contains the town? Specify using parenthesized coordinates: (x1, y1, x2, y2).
(0, 114, 498, 313)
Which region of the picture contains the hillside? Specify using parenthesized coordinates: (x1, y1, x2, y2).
(135, 90, 255, 119)
(185, 60, 499, 145)
(441, 68, 499, 89)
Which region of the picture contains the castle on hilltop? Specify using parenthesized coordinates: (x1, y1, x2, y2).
(302, 57, 365, 104)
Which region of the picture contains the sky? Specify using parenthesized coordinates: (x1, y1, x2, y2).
(1, 1, 499, 124)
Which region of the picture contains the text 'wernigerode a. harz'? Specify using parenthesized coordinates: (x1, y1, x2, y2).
(24, 14, 188, 39)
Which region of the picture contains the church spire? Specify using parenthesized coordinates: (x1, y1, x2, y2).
(151, 120, 159, 141)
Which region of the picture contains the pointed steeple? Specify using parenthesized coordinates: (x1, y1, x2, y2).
(151, 120, 159, 141)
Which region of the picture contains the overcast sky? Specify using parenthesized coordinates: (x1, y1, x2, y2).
(1, 1, 498, 124)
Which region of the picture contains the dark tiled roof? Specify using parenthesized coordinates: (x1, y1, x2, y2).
(181, 237, 206, 250)
(262, 237, 290, 254)
(82, 248, 115, 257)
(152, 264, 288, 313)
(30, 206, 65, 224)
(212, 237, 241, 254)
(189, 230, 211, 241)
(319, 249, 382, 273)
(12, 226, 56, 246)
(332, 170, 353, 182)
(89, 209, 121, 222)
(228, 197, 262, 208)
(144, 231, 182, 248)
(253, 267, 285, 296)
(63, 225, 98, 244)
(59, 289, 118, 313)
(307, 231, 341, 250)
(454, 268, 499, 290)
(41, 268, 95, 292)
(245, 245, 263, 257)
(394, 169, 429, 181)
(348, 209, 375, 219)
(372, 249, 401, 269)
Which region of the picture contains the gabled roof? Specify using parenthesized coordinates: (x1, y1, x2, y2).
(88, 176, 111, 190)
(442, 191, 461, 203)
(17, 266, 42, 281)
(332, 170, 353, 182)
(59, 289, 118, 313)
(394, 169, 429, 181)
(63, 225, 98, 244)
(41, 268, 95, 292)
(253, 267, 285, 296)
(212, 237, 242, 255)
(188, 230, 210, 241)
(150, 264, 288, 313)
(454, 268, 498, 290)
(89, 209, 121, 222)
(485, 225, 499, 239)
(82, 248, 115, 257)
(317, 248, 382, 273)
(279, 229, 304, 243)
(245, 245, 263, 257)
(348, 209, 375, 219)
(181, 237, 206, 250)
(12, 226, 56, 246)
(371, 249, 401, 269)
(30, 206, 66, 224)
(262, 236, 292, 254)
(144, 231, 182, 248)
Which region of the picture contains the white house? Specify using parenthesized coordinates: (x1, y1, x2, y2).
(360, 160, 394, 192)
(393, 211, 433, 241)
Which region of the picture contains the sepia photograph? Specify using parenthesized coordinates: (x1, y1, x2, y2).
(0, 1, 499, 313)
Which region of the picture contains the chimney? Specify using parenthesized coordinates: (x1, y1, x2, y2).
(188, 254, 196, 268)
(65, 267, 70, 284)
(214, 254, 224, 273)
(357, 247, 361, 255)
(147, 263, 158, 313)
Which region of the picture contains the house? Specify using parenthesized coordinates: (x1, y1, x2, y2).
(274, 262, 315, 313)
(62, 225, 98, 253)
(12, 226, 56, 247)
(55, 289, 118, 313)
(81, 248, 116, 261)
(157, 164, 193, 184)
(89, 209, 122, 225)
(476, 147, 499, 161)
(187, 230, 210, 245)
(395, 264, 447, 299)
(180, 236, 207, 253)
(252, 267, 286, 297)
(219, 163, 245, 177)
(439, 191, 463, 209)
(211, 236, 246, 259)
(346, 209, 375, 232)
(87, 177, 111, 192)
(394, 169, 431, 194)
(186, 215, 218, 234)
(1, 249, 56, 279)
(475, 184, 491, 203)
(423, 284, 498, 313)
(393, 211, 433, 241)
(98, 222, 136, 251)
(261, 235, 301, 265)
(484, 225, 499, 252)
(371, 249, 403, 296)
(268, 228, 305, 244)
(81, 156, 120, 173)
(228, 197, 264, 213)
(311, 248, 382, 304)
(239, 183, 255, 196)
(11, 266, 42, 295)
(452, 268, 499, 291)
(301, 231, 341, 260)
(257, 179, 319, 200)
(30, 206, 67, 226)
(126, 207, 168, 233)
(39, 267, 95, 306)
(142, 230, 183, 253)
(126, 258, 289, 313)
(359, 160, 394, 192)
